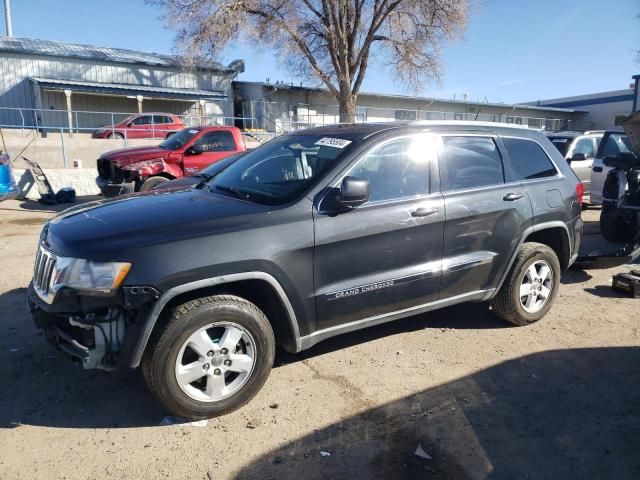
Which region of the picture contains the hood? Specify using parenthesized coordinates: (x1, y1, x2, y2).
(100, 145, 172, 165)
(622, 111, 640, 154)
(45, 188, 272, 261)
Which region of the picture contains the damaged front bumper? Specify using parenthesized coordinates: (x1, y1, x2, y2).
(27, 282, 160, 371)
(96, 176, 135, 197)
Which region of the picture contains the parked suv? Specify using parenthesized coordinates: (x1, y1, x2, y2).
(28, 122, 583, 419)
(92, 113, 185, 140)
(96, 126, 247, 195)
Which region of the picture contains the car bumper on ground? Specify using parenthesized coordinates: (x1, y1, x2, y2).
(96, 176, 135, 197)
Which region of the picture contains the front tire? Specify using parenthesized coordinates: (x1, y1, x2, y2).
(108, 132, 124, 140)
(490, 242, 560, 326)
(142, 295, 275, 419)
(139, 176, 170, 191)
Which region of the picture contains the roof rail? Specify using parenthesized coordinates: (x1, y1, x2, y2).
(409, 120, 529, 129)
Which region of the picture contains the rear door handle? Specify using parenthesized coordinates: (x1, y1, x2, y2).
(411, 207, 438, 217)
(503, 192, 524, 201)
(593, 166, 603, 173)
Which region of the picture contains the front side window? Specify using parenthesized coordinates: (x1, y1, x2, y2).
(439, 136, 504, 191)
(572, 137, 596, 158)
(502, 137, 557, 180)
(193, 131, 236, 152)
(131, 115, 152, 125)
(349, 137, 432, 203)
(208, 134, 355, 205)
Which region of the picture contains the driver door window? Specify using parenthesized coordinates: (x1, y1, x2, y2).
(193, 131, 237, 153)
(573, 138, 595, 158)
(349, 137, 431, 203)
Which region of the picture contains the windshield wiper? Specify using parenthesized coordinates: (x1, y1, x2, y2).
(212, 184, 251, 200)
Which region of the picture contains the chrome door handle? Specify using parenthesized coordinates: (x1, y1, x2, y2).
(503, 192, 524, 201)
(411, 207, 438, 217)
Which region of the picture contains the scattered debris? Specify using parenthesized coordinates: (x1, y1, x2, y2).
(159, 416, 208, 427)
(269, 403, 279, 409)
(320, 451, 331, 457)
(396, 350, 404, 355)
(246, 420, 258, 429)
(207, 470, 214, 480)
(414, 444, 433, 460)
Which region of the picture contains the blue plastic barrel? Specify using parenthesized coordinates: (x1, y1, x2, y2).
(0, 154, 18, 199)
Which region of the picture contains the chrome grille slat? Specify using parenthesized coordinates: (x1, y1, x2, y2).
(33, 244, 57, 303)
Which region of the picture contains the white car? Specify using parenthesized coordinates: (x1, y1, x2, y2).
(590, 130, 634, 204)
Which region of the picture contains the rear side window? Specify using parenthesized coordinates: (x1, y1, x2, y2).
(502, 137, 557, 180)
(439, 136, 504, 191)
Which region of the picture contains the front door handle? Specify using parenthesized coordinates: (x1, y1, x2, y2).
(411, 207, 439, 217)
(503, 192, 524, 201)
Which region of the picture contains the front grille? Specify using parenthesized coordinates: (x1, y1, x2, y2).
(33, 245, 57, 303)
(97, 158, 112, 179)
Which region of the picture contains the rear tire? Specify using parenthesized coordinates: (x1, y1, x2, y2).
(490, 242, 560, 326)
(139, 176, 170, 191)
(600, 206, 637, 242)
(142, 295, 275, 419)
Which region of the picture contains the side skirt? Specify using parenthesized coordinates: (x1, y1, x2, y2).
(299, 289, 495, 351)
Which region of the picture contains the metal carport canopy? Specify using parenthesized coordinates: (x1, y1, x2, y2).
(30, 77, 227, 100)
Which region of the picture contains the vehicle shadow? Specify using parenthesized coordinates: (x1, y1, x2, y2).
(0, 287, 509, 430)
(237, 347, 640, 480)
(0, 196, 102, 214)
(584, 285, 630, 298)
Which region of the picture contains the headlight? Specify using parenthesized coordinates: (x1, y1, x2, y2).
(52, 258, 131, 293)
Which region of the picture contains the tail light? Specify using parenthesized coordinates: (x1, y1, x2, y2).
(575, 182, 584, 206)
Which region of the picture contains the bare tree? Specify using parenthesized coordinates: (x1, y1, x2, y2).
(152, 0, 469, 122)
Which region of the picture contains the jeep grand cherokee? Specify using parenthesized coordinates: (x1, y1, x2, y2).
(28, 122, 583, 419)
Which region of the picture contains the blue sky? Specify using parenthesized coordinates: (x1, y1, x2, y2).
(2, 0, 639, 103)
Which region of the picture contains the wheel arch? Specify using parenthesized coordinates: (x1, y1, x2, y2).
(129, 272, 301, 368)
(494, 222, 572, 294)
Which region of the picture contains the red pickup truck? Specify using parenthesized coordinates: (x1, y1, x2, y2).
(96, 126, 246, 196)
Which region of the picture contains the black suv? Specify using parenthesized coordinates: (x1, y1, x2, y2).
(28, 122, 584, 419)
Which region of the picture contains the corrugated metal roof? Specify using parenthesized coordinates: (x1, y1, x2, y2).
(0, 36, 231, 72)
(235, 81, 587, 114)
(32, 77, 226, 99)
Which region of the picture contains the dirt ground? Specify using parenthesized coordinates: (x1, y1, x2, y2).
(0, 198, 638, 480)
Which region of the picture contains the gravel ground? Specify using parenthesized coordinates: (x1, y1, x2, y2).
(0, 199, 638, 480)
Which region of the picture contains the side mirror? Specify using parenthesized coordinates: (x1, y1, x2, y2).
(570, 152, 587, 162)
(186, 144, 204, 156)
(339, 176, 369, 208)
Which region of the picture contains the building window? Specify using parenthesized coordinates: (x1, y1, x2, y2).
(395, 109, 417, 121)
(356, 106, 367, 122)
(614, 114, 628, 126)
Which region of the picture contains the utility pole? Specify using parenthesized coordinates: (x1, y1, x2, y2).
(4, 0, 13, 37)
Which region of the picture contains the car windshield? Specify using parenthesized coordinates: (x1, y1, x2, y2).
(208, 134, 356, 205)
(159, 128, 200, 150)
(197, 153, 245, 177)
(547, 136, 574, 156)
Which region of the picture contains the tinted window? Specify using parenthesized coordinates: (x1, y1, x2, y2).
(153, 115, 169, 124)
(349, 137, 431, 203)
(600, 133, 632, 157)
(130, 115, 152, 125)
(439, 136, 504, 191)
(547, 136, 573, 156)
(503, 137, 557, 180)
(572, 137, 596, 158)
(193, 131, 236, 152)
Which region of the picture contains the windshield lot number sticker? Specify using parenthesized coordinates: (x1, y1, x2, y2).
(315, 137, 352, 149)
